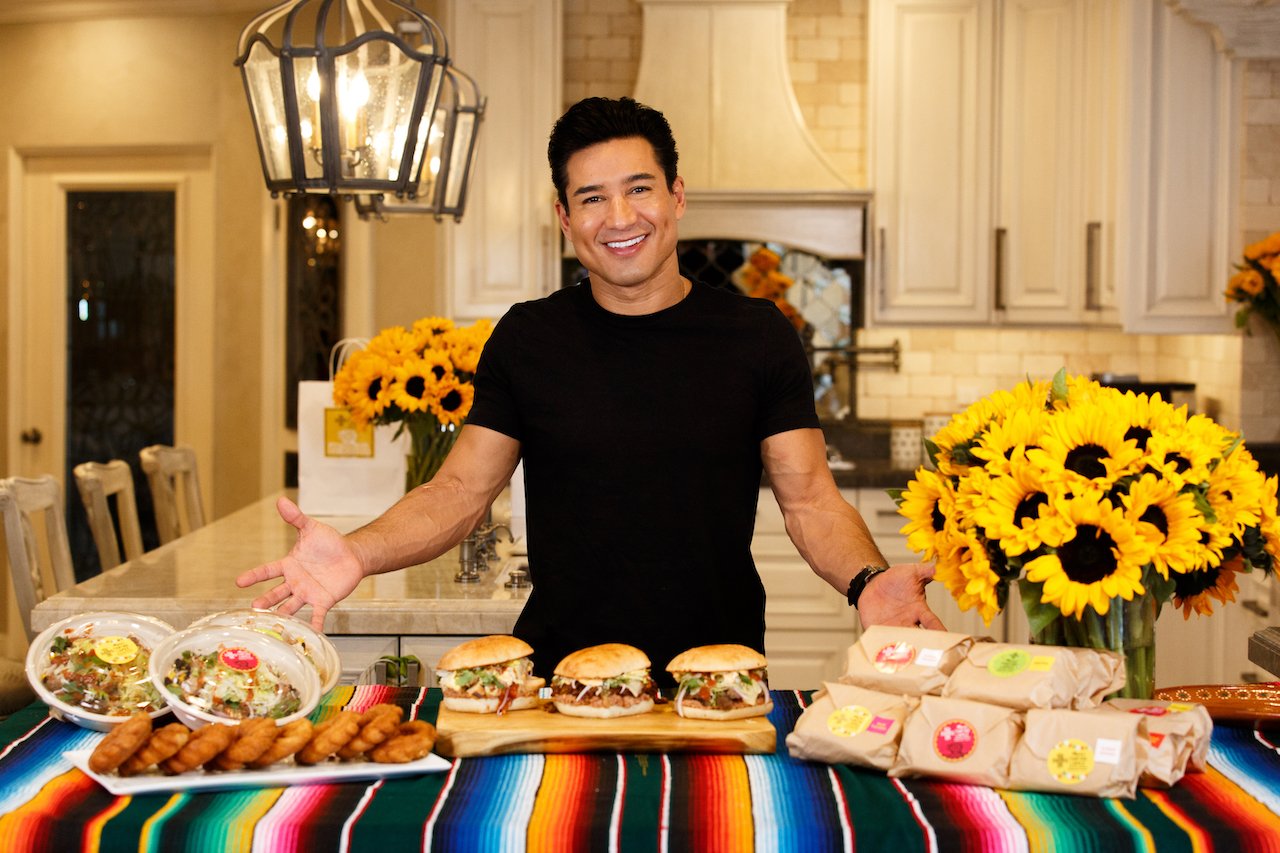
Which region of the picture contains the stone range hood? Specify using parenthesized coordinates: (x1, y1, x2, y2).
(632, 0, 869, 260)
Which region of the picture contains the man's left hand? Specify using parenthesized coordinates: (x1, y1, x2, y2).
(856, 563, 944, 630)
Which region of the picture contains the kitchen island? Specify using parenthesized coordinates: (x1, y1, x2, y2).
(31, 493, 527, 683)
(1, 688, 1277, 851)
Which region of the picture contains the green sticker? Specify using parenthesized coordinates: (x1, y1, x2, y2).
(987, 649, 1031, 677)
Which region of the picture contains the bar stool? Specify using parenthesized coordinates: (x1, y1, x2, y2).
(0, 475, 77, 641)
(72, 460, 145, 570)
(139, 444, 206, 544)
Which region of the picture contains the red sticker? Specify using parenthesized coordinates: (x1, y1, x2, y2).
(933, 719, 978, 762)
(1129, 706, 1169, 717)
(873, 641, 916, 674)
(1148, 731, 1166, 749)
(219, 647, 259, 672)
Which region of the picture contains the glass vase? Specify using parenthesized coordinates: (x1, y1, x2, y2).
(1028, 592, 1156, 700)
(404, 417, 458, 492)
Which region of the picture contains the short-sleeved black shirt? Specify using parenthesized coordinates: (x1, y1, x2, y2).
(467, 280, 819, 680)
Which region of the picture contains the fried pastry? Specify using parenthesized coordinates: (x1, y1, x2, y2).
(369, 719, 436, 764)
(296, 710, 361, 765)
(248, 718, 314, 769)
(210, 718, 280, 771)
(118, 722, 191, 776)
(89, 712, 152, 774)
(337, 704, 404, 760)
(162, 723, 236, 775)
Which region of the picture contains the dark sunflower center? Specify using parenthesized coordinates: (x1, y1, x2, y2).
(431, 364, 447, 381)
(365, 378, 382, 401)
(931, 504, 946, 533)
(405, 376, 426, 399)
(1139, 505, 1169, 538)
(1124, 426, 1152, 450)
(439, 389, 463, 412)
(1014, 493, 1048, 525)
(1168, 453, 1190, 474)
(1174, 565, 1221, 598)
(1057, 523, 1118, 584)
(1065, 444, 1109, 479)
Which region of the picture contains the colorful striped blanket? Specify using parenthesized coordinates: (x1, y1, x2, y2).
(1, 688, 1278, 852)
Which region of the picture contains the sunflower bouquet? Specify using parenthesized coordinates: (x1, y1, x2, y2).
(332, 315, 492, 489)
(1226, 229, 1280, 347)
(893, 369, 1280, 697)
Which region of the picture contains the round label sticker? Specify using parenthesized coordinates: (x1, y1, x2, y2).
(987, 649, 1031, 677)
(1047, 739, 1094, 784)
(219, 647, 259, 672)
(933, 719, 978, 762)
(874, 641, 916, 673)
(1128, 706, 1169, 717)
(827, 705, 873, 737)
(94, 636, 139, 665)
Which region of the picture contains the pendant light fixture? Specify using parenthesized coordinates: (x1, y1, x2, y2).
(354, 63, 486, 221)
(234, 0, 450, 199)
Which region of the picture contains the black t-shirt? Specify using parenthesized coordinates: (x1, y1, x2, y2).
(467, 280, 819, 681)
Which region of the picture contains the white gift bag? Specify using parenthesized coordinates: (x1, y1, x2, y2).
(297, 340, 408, 517)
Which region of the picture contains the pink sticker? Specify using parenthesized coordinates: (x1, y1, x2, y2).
(873, 641, 916, 674)
(1129, 706, 1169, 717)
(933, 719, 978, 762)
(867, 716, 895, 735)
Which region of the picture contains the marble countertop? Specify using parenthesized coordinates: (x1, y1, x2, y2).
(31, 493, 528, 637)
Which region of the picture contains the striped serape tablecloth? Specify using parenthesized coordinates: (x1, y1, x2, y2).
(1, 687, 1279, 852)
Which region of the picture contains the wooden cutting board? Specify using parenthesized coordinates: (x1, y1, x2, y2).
(434, 702, 777, 757)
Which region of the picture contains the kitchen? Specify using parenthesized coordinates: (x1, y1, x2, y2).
(2, 0, 1280, 846)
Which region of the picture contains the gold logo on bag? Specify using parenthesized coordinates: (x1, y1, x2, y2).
(324, 408, 375, 458)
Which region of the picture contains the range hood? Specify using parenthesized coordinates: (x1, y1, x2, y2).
(632, 0, 868, 259)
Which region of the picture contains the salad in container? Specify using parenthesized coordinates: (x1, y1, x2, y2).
(150, 625, 319, 728)
(190, 608, 340, 697)
(25, 611, 175, 731)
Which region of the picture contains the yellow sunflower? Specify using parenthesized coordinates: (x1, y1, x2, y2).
(968, 452, 1070, 556)
(1026, 402, 1143, 494)
(1172, 556, 1241, 618)
(937, 527, 1003, 625)
(896, 467, 955, 561)
(1023, 497, 1150, 618)
(366, 325, 417, 363)
(970, 406, 1051, 476)
(1205, 447, 1266, 541)
(418, 348, 455, 384)
(412, 315, 455, 339)
(338, 352, 395, 425)
(1120, 473, 1203, 577)
(1260, 475, 1280, 562)
(1139, 422, 1222, 491)
(1115, 389, 1188, 453)
(390, 358, 436, 415)
(429, 375, 475, 427)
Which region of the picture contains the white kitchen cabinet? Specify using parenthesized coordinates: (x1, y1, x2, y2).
(870, 0, 1232, 330)
(443, 0, 562, 322)
(329, 635, 400, 686)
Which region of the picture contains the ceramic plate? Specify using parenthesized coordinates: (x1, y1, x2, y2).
(1154, 684, 1280, 721)
(65, 748, 451, 796)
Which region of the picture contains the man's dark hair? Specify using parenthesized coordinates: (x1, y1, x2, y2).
(547, 96, 679, 207)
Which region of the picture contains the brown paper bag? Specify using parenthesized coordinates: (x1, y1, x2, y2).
(1008, 708, 1147, 798)
(841, 626, 974, 695)
(785, 682, 917, 771)
(942, 642, 1125, 710)
(888, 695, 1023, 788)
(1103, 698, 1214, 782)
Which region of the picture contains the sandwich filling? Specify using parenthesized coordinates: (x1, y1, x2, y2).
(550, 668, 657, 708)
(437, 657, 539, 710)
(672, 668, 768, 713)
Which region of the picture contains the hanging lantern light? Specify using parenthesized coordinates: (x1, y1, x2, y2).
(235, 0, 449, 198)
(355, 64, 486, 221)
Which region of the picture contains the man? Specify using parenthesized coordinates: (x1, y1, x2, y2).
(237, 97, 942, 678)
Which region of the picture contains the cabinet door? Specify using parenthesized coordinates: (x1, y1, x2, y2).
(995, 0, 1086, 323)
(870, 0, 995, 325)
(1119, 0, 1236, 334)
(329, 636, 400, 686)
(444, 0, 562, 322)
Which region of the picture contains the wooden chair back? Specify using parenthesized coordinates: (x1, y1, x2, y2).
(139, 445, 206, 544)
(72, 460, 145, 570)
(0, 475, 76, 640)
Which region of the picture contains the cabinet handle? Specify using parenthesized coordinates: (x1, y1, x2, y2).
(993, 228, 1007, 311)
(1085, 221, 1102, 311)
(877, 227, 887, 304)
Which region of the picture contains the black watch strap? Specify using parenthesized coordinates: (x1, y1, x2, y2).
(846, 564, 890, 608)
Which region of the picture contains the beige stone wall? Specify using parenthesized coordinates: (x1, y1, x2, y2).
(562, 0, 867, 185)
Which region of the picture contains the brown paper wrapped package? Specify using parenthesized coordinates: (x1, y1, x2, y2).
(1103, 698, 1214, 784)
(1008, 708, 1147, 799)
(840, 626, 974, 696)
(942, 642, 1125, 710)
(785, 682, 917, 771)
(889, 695, 1023, 788)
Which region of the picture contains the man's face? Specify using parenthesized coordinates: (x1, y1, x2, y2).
(555, 136, 685, 293)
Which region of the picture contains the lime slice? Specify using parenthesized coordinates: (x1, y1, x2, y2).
(220, 647, 260, 672)
(95, 636, 139, 665)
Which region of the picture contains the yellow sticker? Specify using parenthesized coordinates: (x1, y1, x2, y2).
(94, 636, 139, 665)
(987, 649, 1030, 677)
(1047, 738, 1094, 784)
(827, 705, 873, 737)
(1029, 655, 1056, 672)
(324, 408, 375, 458)
(1168, 703, 1194, 713)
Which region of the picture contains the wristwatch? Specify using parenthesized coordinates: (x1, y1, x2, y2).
(846, 564, 890, 608)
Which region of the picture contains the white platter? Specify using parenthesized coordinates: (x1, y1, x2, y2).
(64, 748, 451, 796)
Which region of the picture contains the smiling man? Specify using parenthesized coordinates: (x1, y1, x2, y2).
(237, 97, 941, 681)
